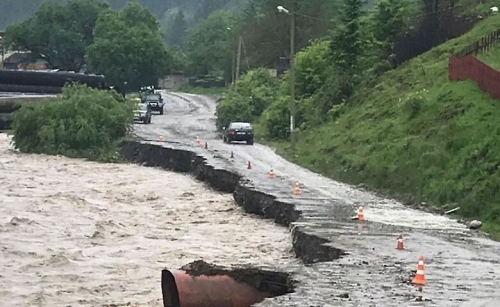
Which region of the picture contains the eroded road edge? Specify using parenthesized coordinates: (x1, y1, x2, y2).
(120, 141, 346, 265)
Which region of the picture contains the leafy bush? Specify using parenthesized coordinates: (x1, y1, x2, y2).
(294, 39, 332, 99)
(258, 40, 336, 139)
(261, 79, 308, 140)
(215, 68, 278, 129)
(11, 84, 134, 162)
(261, 95, 291, 140)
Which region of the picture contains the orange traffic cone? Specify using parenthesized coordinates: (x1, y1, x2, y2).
(412, 256, 426, 286)
(204, 142, 208, 150)
(196, 136, 201, 147)
(358, 205, 365, 221)
(396, 234, 404, 250)
(247, 161, 252, 169)
(269, 169, 276, 179)
(159, 135, 164, 142)
(294, 182, 301, 195)
(230, 151, 234, 159)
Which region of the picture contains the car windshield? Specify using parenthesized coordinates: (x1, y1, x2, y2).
(137, 103, 149, 111)
(146, 94, 160, 101)
(229, 122, 252, 129)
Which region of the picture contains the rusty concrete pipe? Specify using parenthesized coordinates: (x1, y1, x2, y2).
(161, 269, 272, 307)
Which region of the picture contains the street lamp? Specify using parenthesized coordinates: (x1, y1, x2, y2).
(227, 27, 235, 84)
(277, 5, 296, 155)
(0, 34, 4, 70)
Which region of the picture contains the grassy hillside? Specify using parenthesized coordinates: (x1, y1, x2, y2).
(266, 15, 500, 238)
(478, 44, 500, 69)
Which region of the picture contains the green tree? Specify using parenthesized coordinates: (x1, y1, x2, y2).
(168, 46, 188, 72)
(235, 0, 339, 69)
(193, 0, 230, 21)
(186, 10, 232, 75)
(86, 2, 172, 92)
(331, 0, 364, 74)
(3, 0, 109, 71)
(185, 10, 232, 76)
(327, 0, 365, 104)
(263, 39, 331, 131)
(168, 9, 188, 47)
(216, 68, 278, 129)
(370, 0, 416, 64)
(294, 39, 332, 99)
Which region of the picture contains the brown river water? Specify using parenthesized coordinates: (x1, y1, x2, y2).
(0, 133, 294, 306)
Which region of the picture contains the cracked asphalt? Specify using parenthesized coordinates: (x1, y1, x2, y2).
(133, 91, 500, 306)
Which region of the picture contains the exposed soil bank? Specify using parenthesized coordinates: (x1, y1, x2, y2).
(120, 141, 346, 264)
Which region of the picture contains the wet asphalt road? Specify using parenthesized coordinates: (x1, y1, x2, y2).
(133, 92, 500, 306)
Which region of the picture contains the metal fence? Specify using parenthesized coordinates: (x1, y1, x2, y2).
(455, 29, 500, 57)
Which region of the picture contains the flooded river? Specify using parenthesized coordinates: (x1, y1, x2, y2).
(0, 133, 293, 306)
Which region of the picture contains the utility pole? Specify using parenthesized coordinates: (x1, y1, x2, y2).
(227, 27, 236, 85)
(290, 12, 296, 155)
(231, 37, 236, 84)
(277, 5, 297, 155)
(235, 35, 242, 81)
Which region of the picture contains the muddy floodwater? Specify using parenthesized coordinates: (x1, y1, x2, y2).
(0, 133, 294, 306)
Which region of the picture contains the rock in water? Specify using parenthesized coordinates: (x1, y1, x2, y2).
(468, 220, 482, 230)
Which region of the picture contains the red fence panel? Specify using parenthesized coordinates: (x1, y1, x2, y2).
(448, 55, 500, 99)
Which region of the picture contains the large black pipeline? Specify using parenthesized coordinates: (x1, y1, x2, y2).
(0, 69, 106, 88)
(0, 83, 62, 94)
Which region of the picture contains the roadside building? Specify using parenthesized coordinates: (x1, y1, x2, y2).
(2, 51, 50, 70)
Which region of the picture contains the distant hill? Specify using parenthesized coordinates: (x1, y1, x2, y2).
(0, 0, 248, 30)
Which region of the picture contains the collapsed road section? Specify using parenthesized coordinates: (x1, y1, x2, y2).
(120, 141, 345, 265)
(126, 91, 500, 306)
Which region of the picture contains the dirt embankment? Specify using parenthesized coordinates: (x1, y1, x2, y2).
(120, 141, 346, 264)
(0, 133, 293, 306)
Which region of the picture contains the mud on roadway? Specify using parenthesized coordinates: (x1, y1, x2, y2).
(133, 92, 500, 307)
(0, 133, 294, 306)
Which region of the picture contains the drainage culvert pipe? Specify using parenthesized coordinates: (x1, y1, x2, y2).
(161, 261, 294, 307)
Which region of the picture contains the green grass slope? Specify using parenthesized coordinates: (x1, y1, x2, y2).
(274, 15, 500, 238)
(478, 43, 500, 69)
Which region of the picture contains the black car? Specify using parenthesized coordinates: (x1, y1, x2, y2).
(134, 103, 152, 124)
(144, 93, 164, 115)
(222, 122, 254, 145)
